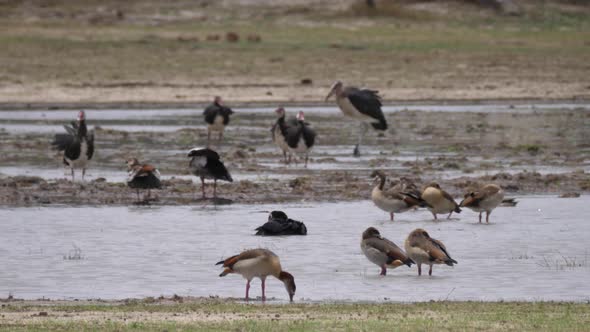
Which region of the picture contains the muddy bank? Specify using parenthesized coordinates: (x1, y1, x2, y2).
(0, 106, 588, 206)
(0, 170, 587, 206)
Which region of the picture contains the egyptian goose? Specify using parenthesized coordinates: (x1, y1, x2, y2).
(325, 81, 387, 156)
(126, 158, 162, 202)
(255, 211, 307, 236)
(216, 248, 296, 302)
(404, 228, 457, 276)
(203, 96, 234, 147)
(370, 170, 428, 221)
(51, 110, 94, 181)
(460, 184, 505, 223)
(188, 147, 233, 199)
(361, 227, 414, 276)
(421, 182, 461, 220)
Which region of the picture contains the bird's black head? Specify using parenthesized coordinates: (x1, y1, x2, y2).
(269, 210, 288, 222)
(213, 96, 223, 105)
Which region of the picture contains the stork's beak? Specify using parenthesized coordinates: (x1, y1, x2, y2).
(325, 89, 335, 101)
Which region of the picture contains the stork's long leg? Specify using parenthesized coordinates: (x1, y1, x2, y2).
(206, 129, 211, 148)
(200, 177, 206, 198)
(353, 122, 368, 157)
(82, 168, 86, 181)
(261, 277, 266, 302)
(213, 179, 217, 198)
(71, 168, 75, 181)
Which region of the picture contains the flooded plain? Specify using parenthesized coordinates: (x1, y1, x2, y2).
(0, 196, 589, 302)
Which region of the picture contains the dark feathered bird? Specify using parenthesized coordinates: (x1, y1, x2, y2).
(203, 96, 234, 147)
(188, 147, 233, 199)
(325, 81, 387, 156)
(126, 158, 162, 202)
(271, 108, 316, 167)
(271, 107, 295, 164)
(51, 110, 94, 181)
(255, 211, 307, 236)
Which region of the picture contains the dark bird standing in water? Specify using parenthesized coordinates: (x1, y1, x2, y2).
(203, 96, 234, 147)
(188, 147, 233, 199)
(51, 110, 94, 181)
(325, 81, 387, 156)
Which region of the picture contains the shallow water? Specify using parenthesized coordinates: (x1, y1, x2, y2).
(1, 103, 589, 133)
(0, 196, 588, 302)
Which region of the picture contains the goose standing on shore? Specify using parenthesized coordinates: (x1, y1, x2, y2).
(421, 182, 461, 220)
(126, 158, 162, 202)
(51, 110, 94, 181)
(404, 228, 457, 276)
(325, 81, 387, 156)
(255, 211, 307, 236)
(370, 170, 428, 221)
(216, 248, 296, 302)
(188, 147, 233, 199)
(203, 96, 234, 147)
(460, 184, 505, 223)
(361, 227, 414, 276)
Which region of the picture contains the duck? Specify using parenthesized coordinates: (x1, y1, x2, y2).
(203, 96, 234, 147)
(188, 147, 233, 199)
(361, 227, 414, 276)
(255, 211, 307, 236)
(51, 110, 94, 181)
(325, 80, 387, 156)
(404, 228, 457, 276)
(421, 182, 461, 220)
(460, 184, 505, 223)
(216, 248, 296, 302)
(126, 158, 162, 202)
(370, 170, 428, 221)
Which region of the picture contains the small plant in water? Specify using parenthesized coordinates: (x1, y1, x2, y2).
(537, 252, 588, 270)
(63, 244, 84, 260)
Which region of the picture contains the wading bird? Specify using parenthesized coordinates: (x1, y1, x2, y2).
(370, 170, 428, 221)
(325, 81, 387, 156)
(216, 248, 296, 302)
(404, 228, 457, 276)
(188, 147, 233, 199)
(460, 184, 505, 223)
(361, 227, 414, 276)
(51, 110, 94, 181)
(203, 96, 234, 147)
(421, 182, 461, 220)
(126, 158, 162, 202)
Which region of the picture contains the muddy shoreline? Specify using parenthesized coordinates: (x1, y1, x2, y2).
(1, 105, 588, 207)
(1, 98, 589, 111)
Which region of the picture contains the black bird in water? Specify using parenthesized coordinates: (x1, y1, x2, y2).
(126, 158, 162, 202)
(51, 110, 94, 181)
(325, 81, 387, 156)
(203, 96, 234, 147)
(188, 147, 233, 199)
(271, 108, 316, 167)
(255, 211, 307, 236)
